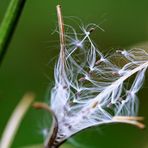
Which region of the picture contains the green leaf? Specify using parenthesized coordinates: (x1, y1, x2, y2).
(0, 0, 26, 65)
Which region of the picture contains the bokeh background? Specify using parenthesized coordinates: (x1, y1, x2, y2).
(0, 0, 148, 147)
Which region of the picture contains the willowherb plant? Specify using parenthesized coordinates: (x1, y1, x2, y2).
(34, 5, 148, 148)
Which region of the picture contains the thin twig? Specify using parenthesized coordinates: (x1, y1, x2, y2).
(57, 5, 65, 54)
(113, 116, 144, 121)
(57, 5, 66, 77)
(0, 93, 35, 148)
(112, 116, 145, 129)
(33, 102, 58, 148)
(0, 0, 27, 66)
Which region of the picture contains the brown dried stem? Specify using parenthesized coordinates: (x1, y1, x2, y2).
(33, 102, 58, 148)
(113, 116, 145, 129)
(57, 5, 65, 73)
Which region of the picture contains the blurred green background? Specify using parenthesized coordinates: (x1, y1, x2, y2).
(0, 0, 148, 147)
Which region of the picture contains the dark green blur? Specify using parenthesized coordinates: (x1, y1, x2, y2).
(0, 0, 148, 147)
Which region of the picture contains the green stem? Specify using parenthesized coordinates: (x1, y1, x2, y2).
(0, 0, 27, 66)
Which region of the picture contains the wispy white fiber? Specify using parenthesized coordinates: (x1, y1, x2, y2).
(50, 23, 148, 144)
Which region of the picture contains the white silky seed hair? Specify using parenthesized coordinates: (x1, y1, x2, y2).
(50, 23, 148, 144)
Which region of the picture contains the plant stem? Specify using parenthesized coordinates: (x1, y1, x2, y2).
(0, 93, 35, 148)
(32, 102, 58, 148)
(57, 4, 66, 80)
(0, 0, 27, 66)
